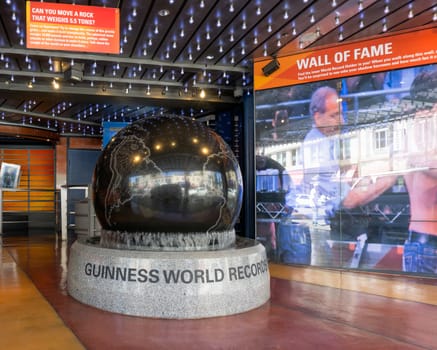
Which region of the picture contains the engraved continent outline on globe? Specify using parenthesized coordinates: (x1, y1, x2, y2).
(92, 115, 243, 251)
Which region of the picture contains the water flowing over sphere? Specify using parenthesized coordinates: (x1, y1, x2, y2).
(92, 115, 243, 241)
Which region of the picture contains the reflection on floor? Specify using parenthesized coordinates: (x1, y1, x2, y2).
(260, 217, 406, 273)
(1, 233, 437, 349)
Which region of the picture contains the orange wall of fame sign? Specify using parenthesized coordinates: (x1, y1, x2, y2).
(26, 1, 119, 54)
(254, 26, 437, 91)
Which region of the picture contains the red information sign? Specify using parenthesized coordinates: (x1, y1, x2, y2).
(254, 26, 437, 91)
(26, 1, 119, 54)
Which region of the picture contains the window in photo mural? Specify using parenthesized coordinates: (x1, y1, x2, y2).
(254, 63, 437, 275)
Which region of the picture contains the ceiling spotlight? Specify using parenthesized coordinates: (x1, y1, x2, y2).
(384, 5, 390, 14)
(200, 0, 205, 8)
(52, 79, 60, 89)
(299, 38, 304, 49)
(331, 0, 337, 6)
(158, 9, 170, 17)
(216, 18, 221, 27)
(358, 0, 363, 11)
(408, 6, 414, 18)
(199, 89, 206, 98)
(27, 81, 33, 88)
(146, 85, 151, 95)
(310, 13, 315, 23)
(256, 7, 261, 16)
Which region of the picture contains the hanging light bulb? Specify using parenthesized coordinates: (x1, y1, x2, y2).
(299, 38, 304, 49)
(283, 10, 289, 20)
(256, 7, 261, 16)
(384, 4, 390, 14)
(310, 13, 315, 23)
(229, 2, 234, 12)
(216, 18, 221, 27)
(408, 4, 414, 18)
(358, 0, 363, 11)
(382, 19, 387, 32)
(331, 0, 337, 6)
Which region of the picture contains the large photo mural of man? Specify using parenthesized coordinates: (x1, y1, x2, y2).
(255, 64, 437, 275)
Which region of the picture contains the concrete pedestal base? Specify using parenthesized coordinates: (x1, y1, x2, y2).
(67, 237, 270, 319)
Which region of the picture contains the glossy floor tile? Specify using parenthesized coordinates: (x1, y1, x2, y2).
(1, 233, 437, 350)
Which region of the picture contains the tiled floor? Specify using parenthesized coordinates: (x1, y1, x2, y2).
(1, 233, 437, 349)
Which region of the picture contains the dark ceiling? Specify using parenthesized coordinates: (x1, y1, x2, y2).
(0, 0, 436, 138)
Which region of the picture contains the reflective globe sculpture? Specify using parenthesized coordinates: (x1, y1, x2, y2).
(92, 115, 243, 251)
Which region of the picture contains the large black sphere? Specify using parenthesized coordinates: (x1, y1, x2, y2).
(92, 115, 243, 234)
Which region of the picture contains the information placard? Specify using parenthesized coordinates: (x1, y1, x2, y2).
(254, 26, 437, 90)
(26, 1, 119, 54)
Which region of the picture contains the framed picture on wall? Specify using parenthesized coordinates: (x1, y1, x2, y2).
(0, 162, 21, 189)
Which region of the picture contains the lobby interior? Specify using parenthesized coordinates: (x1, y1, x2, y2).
(1, 1, 437, 349)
